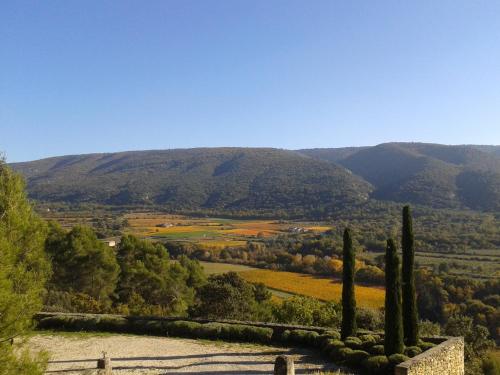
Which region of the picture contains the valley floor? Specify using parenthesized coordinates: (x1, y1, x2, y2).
(29, 333, 344, 374)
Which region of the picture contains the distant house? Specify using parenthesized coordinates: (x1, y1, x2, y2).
(103, 240, 116, 247)
(288, 226, 310, 234)
(156, 223, 174, 228)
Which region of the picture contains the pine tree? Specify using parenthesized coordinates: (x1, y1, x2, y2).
(384, 238, 404, 355)
(341, 228, 356, 340)
(402, 205, 419, 345)
(0, 159, 50, 373)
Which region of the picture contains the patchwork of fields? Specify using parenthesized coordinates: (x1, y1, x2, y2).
(124, 212, 330, 249)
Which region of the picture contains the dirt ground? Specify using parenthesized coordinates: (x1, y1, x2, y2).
(29, 334, 342, 374)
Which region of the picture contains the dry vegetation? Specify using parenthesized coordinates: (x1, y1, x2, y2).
(239, 269, 385, 309)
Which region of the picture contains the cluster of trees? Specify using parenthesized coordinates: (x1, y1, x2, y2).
(339, 206, 498, 375)
(0, 160, 50, 373)
(44, 224, 205, 317)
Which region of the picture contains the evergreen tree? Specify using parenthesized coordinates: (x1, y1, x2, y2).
(0, 160, 50, 373)
(402, 205, 419, 345)
(341, 228, 356, 339)
(47, 225, 119, 305)
(116, 235, 195, 315)
(385, 238, 404, 355)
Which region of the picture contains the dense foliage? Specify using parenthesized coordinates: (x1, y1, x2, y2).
(0, 161, 49, 374)
(12, 143, 500, 212)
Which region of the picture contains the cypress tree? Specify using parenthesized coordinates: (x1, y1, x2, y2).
(384, 238, 404, 355)
(402, 205, 419, 345)
(341, 228, 356, 340)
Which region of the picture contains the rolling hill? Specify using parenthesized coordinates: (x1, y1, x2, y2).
(10, 148, 371, 210)
(10, 143, 500, 212)
(299, 142, 500, 211)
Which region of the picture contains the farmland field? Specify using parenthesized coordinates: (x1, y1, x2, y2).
(239, 269, 385, 309)
(197, 261, 384, 309)
(123, 212, 331, 249)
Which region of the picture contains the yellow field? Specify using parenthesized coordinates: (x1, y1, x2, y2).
(239, 269, 385, 309)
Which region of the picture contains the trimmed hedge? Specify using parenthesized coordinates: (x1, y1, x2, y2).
(404, 345, 422, 357)
(35, 313, 445, 374)
(362, 355, 389, 374)
(36, 315, 273, 344)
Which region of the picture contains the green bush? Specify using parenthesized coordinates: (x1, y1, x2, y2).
(316, 330, 341, 347)
(96, 316, 129, 332)
(344, 336, 363, 349)
(280, 329, 291, 343)
(323, 339, 345, 357)
(418, 341, 436, 351)
(362, 355, 389, 374)
(195, 322, 223, 339)
(336, 347, 354, 361)
(344, 350, 369, 367)
(37, 315, 101, 331)
(359, 334, 377, 350)
(404, 345, 422, 357)
(325, 330, 341, 340)
(240, 325, 273, 343)
(130, 319, 163, 335)
(388, 353, 410, 371)
(287, 329, 319, 347)
(165, 320, 202, 337)
(369, 344, 385, 355)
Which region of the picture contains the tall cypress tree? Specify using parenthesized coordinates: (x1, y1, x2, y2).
(341, 228, 356, 340)
(384, 238, 404, 355)
(402, 205, 419, 345)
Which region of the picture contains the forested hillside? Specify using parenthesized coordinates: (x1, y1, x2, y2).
(11, 148, 370, 210)
(11, 143, 500, 212)
(300, 143, 500, 211)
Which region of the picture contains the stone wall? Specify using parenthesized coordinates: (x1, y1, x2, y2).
(395, 337, 464, 375)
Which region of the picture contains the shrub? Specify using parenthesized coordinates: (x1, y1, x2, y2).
(280, 330, 291, 343)
(195, 322, 222, 339)
(356, 308, 384, 331)
(404, 345, 422, 357)
(287, 329, 319, 347)
(130, 319, 163, 335)
(99, 316, 129, 332)
(362, 355, 389, 374)
(323, 339, 345, 357)
(344, 336, 363, 349)
(325, 330, 341, 340)
(359, 334, 377, 350)
(344, 350, 369, 367)
(388, 353, 409, 365)
(336, 347, 354, 362)
(369, 345, 385, 355)
(241, 325, 273, 343)
(418, 341, 436, 351)
(165, 320, 202, 338)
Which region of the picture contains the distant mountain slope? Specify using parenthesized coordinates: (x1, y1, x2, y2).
(11, 148, 371, 210)
(299, 143, 500, 211)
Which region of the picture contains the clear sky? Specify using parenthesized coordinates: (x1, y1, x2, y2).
(2, 1, 500, 162)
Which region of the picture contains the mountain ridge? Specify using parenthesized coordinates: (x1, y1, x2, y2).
(11, 143, 500, 212)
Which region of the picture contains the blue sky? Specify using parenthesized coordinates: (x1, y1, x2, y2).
(2, 1, 500, 162)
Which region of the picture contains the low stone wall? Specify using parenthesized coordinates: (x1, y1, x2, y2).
(395, 337, 464, 375)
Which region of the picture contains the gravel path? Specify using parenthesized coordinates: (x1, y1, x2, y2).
(29, 334, 340, 374)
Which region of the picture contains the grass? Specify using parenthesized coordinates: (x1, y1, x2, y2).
(199, 261, 257, 275)
(239, 269, 385, 309)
